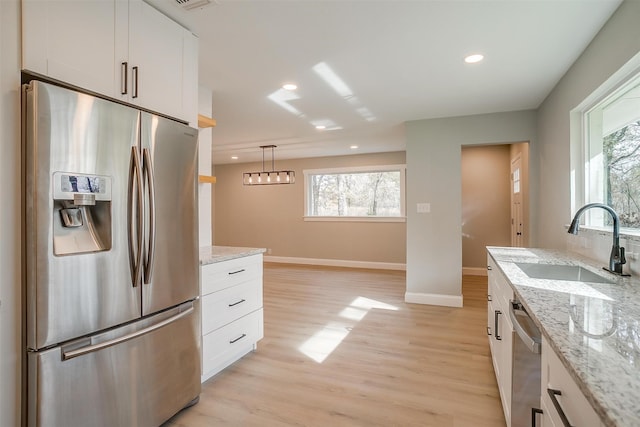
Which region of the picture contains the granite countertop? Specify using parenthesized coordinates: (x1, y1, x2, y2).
(199, 245, 266, 265)
(487, 246, 640, 427)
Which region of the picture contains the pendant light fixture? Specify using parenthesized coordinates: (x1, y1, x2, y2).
(243, 145, 295, 186)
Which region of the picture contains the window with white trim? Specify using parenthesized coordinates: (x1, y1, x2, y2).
(584, 73, 640, 229)
(303, 165, 406, 221)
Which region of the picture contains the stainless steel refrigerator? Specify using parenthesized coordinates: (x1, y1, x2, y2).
(23, 80, 201, 427)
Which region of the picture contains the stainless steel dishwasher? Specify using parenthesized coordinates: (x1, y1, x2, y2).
(509, 299, 543, 426)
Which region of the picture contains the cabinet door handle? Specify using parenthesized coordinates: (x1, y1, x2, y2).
(121, 62, 128, 95)
(494, 310, 502, 340)
(228, 299, 246, 307)
(487, 265, 492, 271)
(486, 326, 492, 336)
(228, 269, 245, 275)
(132, 66, 139, 99)
(487, 294, 492, 301)
(531, 408, 543, 427)
(229, 333, 247, 344)
(547, 388, 574, 427)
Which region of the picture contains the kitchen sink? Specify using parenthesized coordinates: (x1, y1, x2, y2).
(515, 262, 614, 284)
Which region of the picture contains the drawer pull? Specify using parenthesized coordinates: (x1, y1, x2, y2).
(494, 310, 502, 340)
(487, 294, 492, 301)
(547, 388, 573, 427)
(230, 333, 247, 344)
(228, 299, 246, 307)
(486, 326, 492, 336)
(228, 269, 246, 275)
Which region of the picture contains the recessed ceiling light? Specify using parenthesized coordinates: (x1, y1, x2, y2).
(464, 54, 484, 64)
(231, 156, 239, 160)
(315, 125, 326, 130)
(282, 83, 297, 91)
(350, 145, 359, 149)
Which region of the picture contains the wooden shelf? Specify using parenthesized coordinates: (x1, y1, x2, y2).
(198, 114, 217, 128)
(199, 175, 217, 184)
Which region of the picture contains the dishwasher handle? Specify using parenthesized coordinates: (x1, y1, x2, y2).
(509, 300, 541, 354)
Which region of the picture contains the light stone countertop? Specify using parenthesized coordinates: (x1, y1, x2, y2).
(199, 245, 266, 265)
(487, 246, 640, 427)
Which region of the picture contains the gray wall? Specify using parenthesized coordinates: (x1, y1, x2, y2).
(536, 0, 640, 250)
(461, 145, 512, 269)
(214, 151, 407, 264)
(405, 0, 640, 306)
(0, 0, 22, 425)
(405, 111, 537, 306)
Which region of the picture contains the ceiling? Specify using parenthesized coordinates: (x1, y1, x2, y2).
(146, 0, 622, 165)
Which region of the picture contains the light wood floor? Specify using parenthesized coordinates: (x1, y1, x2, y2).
(165, 264, 505, 427)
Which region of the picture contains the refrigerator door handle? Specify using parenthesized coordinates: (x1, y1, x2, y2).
(142, 148, 156, 285)
(62, 305, 194, 360)
(128, 147, 144, 287)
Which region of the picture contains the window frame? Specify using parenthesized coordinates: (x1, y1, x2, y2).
(574, 58, 640, 235)
(303, 164, 407, 223)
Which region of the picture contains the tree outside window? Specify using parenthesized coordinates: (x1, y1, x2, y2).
(304, 165, 406, 220)
(585, 76, 640, 229)
(602, 121, 640, 227)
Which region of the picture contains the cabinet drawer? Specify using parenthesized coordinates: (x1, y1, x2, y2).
(202, 309, 264, 379)
(541, 337, 602, 427)
(201, 279, 263, 335)
(488, 255, 514, 307)
(201, 254, 262, 295)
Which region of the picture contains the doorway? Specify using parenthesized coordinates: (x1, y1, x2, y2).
(461, 142, 529, 275)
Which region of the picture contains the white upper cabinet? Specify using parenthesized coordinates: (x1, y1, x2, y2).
(22, 0, 118, 97)
(121, 0, 198, 124)
(22, 0, 198, 125)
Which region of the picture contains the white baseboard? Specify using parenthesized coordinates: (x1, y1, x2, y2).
(404, 292, 463, 308)
(462, 267, 488, 276)
(263, 255, 406, 271)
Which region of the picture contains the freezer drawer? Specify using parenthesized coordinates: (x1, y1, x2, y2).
(27, 301, 201, 427)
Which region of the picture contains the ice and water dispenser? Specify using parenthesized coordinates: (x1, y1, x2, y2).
(52, 172, 112, 255)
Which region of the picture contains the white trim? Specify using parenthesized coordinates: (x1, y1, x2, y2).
(462, 267, 488, 276)
(303, 216, 406, 223)
(404, 292, 463, 308)
(303, 164, 407, 175)
(263, 255, 406, 271)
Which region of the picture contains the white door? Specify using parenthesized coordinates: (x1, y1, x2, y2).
(511, 156, 524, 247)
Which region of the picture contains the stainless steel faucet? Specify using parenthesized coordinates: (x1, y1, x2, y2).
(568, 203, 629, 276)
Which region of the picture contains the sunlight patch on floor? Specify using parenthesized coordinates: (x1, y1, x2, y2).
(299, 297, 399, 363)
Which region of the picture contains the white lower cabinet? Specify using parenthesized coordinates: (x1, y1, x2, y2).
(540, 336, 603, 427)
(487, 255, 514, 426)
(200, 254, 264, 382)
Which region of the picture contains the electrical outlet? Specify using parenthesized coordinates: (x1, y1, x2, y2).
(629, 244, 640, 261)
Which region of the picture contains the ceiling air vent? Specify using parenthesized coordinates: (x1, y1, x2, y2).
(175, 0, 215, 11)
